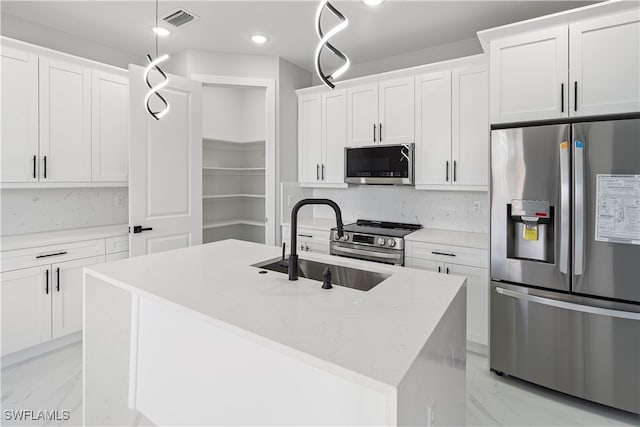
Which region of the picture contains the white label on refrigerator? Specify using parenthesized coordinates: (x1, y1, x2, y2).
(595, 174, 640, 245)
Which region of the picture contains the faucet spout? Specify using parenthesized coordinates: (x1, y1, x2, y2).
(289, 198, 344, 281)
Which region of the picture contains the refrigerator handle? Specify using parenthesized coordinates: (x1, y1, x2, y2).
(559, 141, 570, 275)
(574, 140, 585, 276)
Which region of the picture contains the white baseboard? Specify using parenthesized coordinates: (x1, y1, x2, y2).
(467, 340, 488, 356)
(1, 332, 82, 369)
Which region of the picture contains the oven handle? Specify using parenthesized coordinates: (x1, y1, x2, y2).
(331, 245, 401, 261)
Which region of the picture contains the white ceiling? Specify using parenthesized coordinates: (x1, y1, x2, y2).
(1, 1, 597, 72)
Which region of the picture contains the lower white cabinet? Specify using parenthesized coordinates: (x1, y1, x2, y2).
(282, 225, 330, 255)
(1, 266, 51, 355)
(406, 240, 489, 348)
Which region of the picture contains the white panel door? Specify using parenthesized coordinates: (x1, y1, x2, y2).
(347, 83, 378, 146)
(298, 93, 322, 184)
(448, 264, 488, 346)
(378, 77, 414, 144)
(92, 71, 129, 182)
(452, 66, 489, 188)
(129, 65, 202, 257)
(1, 266, 52, 356)
(52, 255, 104, 339)
(570, 10, 640, 116)
(39, 57, 92, 182)
(414, 71, 452, 186)
(322, 89, 347, 184)
(490, 26, 568, 123)
(0, 48, 39, 182)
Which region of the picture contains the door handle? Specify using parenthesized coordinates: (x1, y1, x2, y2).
(574, 140, 585, 276)
(43, 155, 47, 179)
(432, 251, 455, 257)
(373, 124, 377, 142)
(321, 164, 325, 180)
(56, 267, 60, 292)
(36, 251, 68, 259)
(560, 83, 564, 113)
(33, 155, 37, 179)
(559, 140, 570, 275)
(574, 81, 578, 112)
(446, 267, 450, 274)
(379, 123, 382, 142)
(132, 225, 153, 234)
(298, 234, 313, 238)
(453, 160, 457, 182)
(316, 164, 320, 180)
(437, 266, 441, 273)
(445, 161, 449, 182)
(45, 269, 49, 294)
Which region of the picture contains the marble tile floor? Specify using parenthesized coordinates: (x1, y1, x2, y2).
(1, 342, 638, 426)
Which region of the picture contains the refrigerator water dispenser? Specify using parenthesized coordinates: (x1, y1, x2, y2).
(506, 200, 554, 263)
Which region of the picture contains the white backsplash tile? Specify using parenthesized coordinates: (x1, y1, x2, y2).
(311, 186, 489, 233)
(1, 188, 128, 236)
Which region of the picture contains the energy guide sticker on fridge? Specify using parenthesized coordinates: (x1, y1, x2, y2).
(595, 174, 640, 245)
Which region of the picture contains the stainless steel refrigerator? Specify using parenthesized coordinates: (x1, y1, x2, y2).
(490, 118, 640, 414)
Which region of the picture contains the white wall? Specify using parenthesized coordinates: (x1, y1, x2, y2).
(179, 49, 279, 79)
(1, 188, 129, 236)
(0, 13, 140, 69)
(202, 86, 265, 142)
(311, 186, 489, 234)
(312, 37, 482, 85)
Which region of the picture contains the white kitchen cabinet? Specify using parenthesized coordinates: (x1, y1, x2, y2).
(39, 57, 92, 182)
(1, 266, 52, 356)
(347, 77, 414, 146)
(490, 26, 568, 123)
(346, 83, 378, 146)
(0, 47, 39, 183)
(569, 10, 640, 116)
(298, 90, 346, 187)
(447, 263, 489, 347)
(415, 64, 488, 190)
(52, 256, 103, 339)
(92, 71, 129, 182)
(282, 225, 330, 255)
(298, 93, 323, 184)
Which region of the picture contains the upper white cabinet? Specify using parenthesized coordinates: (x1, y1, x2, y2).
(92, 71, 129, 182)
(1, 48, 39, 182)
(415, 64, 488, 190)
(490, 26, 568, 123)
(490, 9, 640, 123)
(569, 10, 640, 116)
(0, 40, 129, 185)
(298, 90, 347, 187)
(347, 77, 414, 146)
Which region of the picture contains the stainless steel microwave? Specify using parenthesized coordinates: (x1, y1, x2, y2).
(345, 144, 414, 185)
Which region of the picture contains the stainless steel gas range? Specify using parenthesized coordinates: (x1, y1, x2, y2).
(330, 220, 422, 266)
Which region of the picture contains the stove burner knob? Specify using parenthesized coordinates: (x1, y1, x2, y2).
(388, 239, 396, 248)
(377, 238, 386, 246)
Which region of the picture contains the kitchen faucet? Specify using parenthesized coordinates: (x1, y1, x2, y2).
(289, 199, 344, 281)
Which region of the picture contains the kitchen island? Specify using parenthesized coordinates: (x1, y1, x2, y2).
(83, 240, 466, 426)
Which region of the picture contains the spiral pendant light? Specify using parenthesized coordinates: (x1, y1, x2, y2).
(144, 0, 170, 120)
(314, 0, 350, 89)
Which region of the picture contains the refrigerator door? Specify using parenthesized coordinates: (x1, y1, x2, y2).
(572, 119, 640, 303)
(491, 125, 570, 292)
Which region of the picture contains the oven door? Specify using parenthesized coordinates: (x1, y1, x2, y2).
(330, 242, 404, 265)
(345, 144, 414, 185)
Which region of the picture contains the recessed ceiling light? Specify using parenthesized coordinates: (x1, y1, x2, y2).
(151, 26, 171, 37)
(251, 34, 269, 45)
(362, 0, 384, 6)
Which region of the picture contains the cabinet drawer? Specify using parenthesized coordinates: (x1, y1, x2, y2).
(106, 251, 129, 262)
(0, 239, 105, 273)
(406, 241, 488, 268)
(105, 236, 128, 254)
(295, 228, 330, 244)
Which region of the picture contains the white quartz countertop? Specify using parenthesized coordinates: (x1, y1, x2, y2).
(1, 224, 128, 251)
(281, 217, 351, 231)
(406, 228, 489, 249)
(85, 239, 464, 388)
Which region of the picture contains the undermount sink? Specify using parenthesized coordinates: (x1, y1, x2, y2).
(252, 257, 391, 292)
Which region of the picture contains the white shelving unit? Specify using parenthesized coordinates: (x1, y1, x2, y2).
(201, 86, 267, 245)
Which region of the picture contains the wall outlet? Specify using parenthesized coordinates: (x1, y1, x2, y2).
(115, 195, 125, 209)
(472, 201, 481, 214)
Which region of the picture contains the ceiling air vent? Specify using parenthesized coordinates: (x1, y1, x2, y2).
(162, 9, 199, 28)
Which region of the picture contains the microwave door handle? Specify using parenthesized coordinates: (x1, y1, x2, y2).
(559, 141, 570, 275)
(574, 140, 585, 276)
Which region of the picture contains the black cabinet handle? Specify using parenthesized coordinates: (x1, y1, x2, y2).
(453, 160, 457, 182)
(445, 161, 449, 182)
(36, 251, 67, 259)
(574, 81, 578, 112)
(316, 164, 320, 180)
(321, 164, 325, 180)
(45, 269, 49, 294)
(43, 156, 47, 179)
(133, 225, 153, 234)
(56, 267, 60, 292)
(432, 251, 456, 257)
(437, 266, 441, 273)
(560, 83, 564, 113)
(298, 234, 313, 238)
(373, 124, 377, 142)
(33, 155, 37, 179)
(379, 123, 383, 142)
(446, 267, 450, 274)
